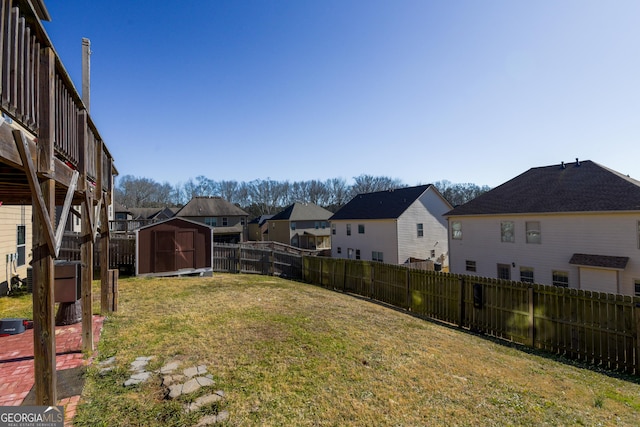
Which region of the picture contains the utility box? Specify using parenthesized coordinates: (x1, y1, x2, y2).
(54, 261, 82, 303)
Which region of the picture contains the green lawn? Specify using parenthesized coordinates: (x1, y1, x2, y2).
(4, 274, 640, 426)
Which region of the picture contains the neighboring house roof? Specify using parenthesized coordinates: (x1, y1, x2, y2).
(270, 203, 333, 221)
(137, 216, 212, 232)
(176, 196, 249, 217)
(128, 207, 177, 220)
(569, 253, 629, 270)
(446, 160, 640, 216)
(249, 215, 274, 226)
(330, 185, 438, 220)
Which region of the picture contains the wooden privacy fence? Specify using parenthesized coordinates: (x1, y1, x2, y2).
(60, 233, 135, 274)
(212, 244, 303, 280)
(303, 256, 640, 375)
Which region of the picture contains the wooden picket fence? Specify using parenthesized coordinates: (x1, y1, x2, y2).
(303, 256, 640, 375)
(212, 244, 303, 280)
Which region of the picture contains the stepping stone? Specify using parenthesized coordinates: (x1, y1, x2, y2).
(168, 384, 184, 399)
(160, 361, 180, 374)
(195, 411, 229, 427)
(184, 365, 207, 378)
(130, 358, 151, 372)
(162, 374, 186, 387)
(98, 356, 116, 367)
(185, 393, 223, 412)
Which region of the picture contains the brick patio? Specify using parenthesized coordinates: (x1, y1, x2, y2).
(0, 316, 104, 425)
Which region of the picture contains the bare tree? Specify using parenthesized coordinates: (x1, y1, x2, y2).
(351, 174, 404, 195)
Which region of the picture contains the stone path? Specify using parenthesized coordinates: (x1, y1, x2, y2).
(99, 356, 228, 425)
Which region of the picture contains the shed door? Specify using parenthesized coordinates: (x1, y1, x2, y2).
(154, 229, 196, 273)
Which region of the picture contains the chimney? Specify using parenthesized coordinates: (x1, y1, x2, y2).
(82, 38, 91, 112)
(575, 158, 580, 166)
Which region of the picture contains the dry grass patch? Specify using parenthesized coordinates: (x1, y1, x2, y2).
(72, 274, 640, 426)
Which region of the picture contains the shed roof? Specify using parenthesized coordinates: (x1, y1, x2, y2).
(330, 185, 435, 220)
(446, 160, 640, 216)
(176, 196, 248, 217)
(270, 203, 333, 221)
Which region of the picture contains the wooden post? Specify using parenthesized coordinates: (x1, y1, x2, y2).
(635, 302, 640, 375)
(458, 277, 465, 328)
(529, 286, 535, 348)
(81, 38, 90, 112)
(31, 45, 56, 405)
(100, 195, 111, 314)
(32, 179, 56, 405)
(80, 196, 94, 352)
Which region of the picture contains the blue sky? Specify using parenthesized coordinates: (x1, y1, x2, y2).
(43, 1, 640, 188)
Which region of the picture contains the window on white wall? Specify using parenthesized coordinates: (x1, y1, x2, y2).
(520, 267, 534, 283)
(635, 280, 640, 296)
(358, 224, 365, 234)
(497, 264, 510, 280)
(451, 221, 462, 240)
(337, 247, 342, 254)
(331, 224, 336, 235)
(417, 223, 423, 237)
(372, 251, 384, 262)
(526, 221, 541, 244)
(355, 249, 361, 260)
(465, 260, 476, 272)
(291, 222, 296, 230)
(16, 225, 26, 266)
(346, 224, 351, 236)
(501, 221, 515, 243)
(553, 271, 569, 287)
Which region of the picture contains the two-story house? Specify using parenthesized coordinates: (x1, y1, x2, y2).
(266, 203, 332, 250)
(330, 185, 451, 266)
(446, 160, 640, 296)
(176, 196, 249, 243)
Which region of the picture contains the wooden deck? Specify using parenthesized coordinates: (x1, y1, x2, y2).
(0, 0, 116, 406)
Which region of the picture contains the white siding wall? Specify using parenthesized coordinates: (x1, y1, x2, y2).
(330, 219, 398, 263)
(448, 213, 640, 295)
(0, 205, 32, 286)
(397, 189, 450, 265)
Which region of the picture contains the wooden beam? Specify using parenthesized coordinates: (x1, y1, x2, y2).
(13, 129, 56, 256)
(31, 175, 56, 405)
(80, 194, 93, 353)
(92, 195, 102, 240)
(100, 191, 111, 314)
(54, 169, 78, 255)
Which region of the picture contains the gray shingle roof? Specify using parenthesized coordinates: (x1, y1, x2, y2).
(270, 203, 333, 221)
(330, 185, 435, 220)
(176, 197, 248, 217)
(569, 253, 629, 270)
(445, 160, 640, 216)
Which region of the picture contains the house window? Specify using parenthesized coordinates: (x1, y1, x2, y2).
(321, 222, 327, 229)
(241, 218, 245, 226)
(355, 249, 361, 260)
(430, 249, 436, 258)
(466, 260, 476, 272)
(497, 263, 511, 280)
(520, 267, 534, 283)
(501, 221, 515, 243)
(372, 251, 384, 262)
(205, 217, 217, 227)
(526, 221, 541, 244)
(16, 225, 26, 266)
(332, 224, 336, 235)
(222, 217, 228, 226)
(451, 221, 462, 240)
(347, 248, 354, 259)
(346, 224, 351, 236)
(291, 222, 296, 230)
(417, 223, 424, 237)
(358, 224, 365, 234)
(315, 221, 320, 229)
(553, 271, 569, 288)
(635, 280, 640, 296)
(337, 247, 342, 254)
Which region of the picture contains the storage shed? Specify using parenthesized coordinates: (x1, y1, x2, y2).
(136, 218, 213, 277)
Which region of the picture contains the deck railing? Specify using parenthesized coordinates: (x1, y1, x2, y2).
(0, 0, 112, 190)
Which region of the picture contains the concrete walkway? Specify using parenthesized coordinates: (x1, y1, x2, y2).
(0, 316, 104, 426)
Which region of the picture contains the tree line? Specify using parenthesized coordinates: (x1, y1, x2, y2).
(114, 174, 490, 218)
